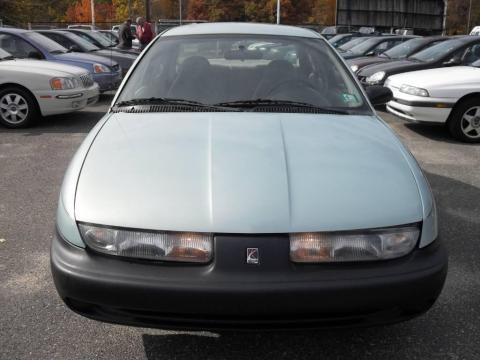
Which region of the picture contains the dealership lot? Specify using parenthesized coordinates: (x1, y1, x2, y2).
(0, 95, 479, 359)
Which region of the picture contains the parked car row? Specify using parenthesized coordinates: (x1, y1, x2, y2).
(334, 33, 480, 142)
(0, 27, 142, 127)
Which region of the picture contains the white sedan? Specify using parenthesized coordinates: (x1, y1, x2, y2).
(386, 60, 480, 142)
(0, 48, 99, 128)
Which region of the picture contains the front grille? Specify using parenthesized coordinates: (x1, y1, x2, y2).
(79, 74, 94, 88)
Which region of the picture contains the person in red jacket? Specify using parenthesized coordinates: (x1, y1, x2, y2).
(136, 17, 154, 50)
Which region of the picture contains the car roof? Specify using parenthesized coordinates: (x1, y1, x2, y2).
(0, 27, 29, 34)
(162, 22, 321, 39)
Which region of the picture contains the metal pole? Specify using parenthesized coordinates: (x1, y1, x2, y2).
(179, 0, 182, 25)
(128, 0, 132, 19)
(276, 0, 280, 24)
(145, 0, 151, 22)
(467, 0, 473, 34)
(334, 0, 337, 27)
(90, 0, 95, 26)
(442, 0, 448, 35)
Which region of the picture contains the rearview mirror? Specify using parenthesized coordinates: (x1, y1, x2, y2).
(365, 85, 393, 106)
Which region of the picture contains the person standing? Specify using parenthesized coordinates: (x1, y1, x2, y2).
(136, 17, 154, 50)
(118, 19, 134, 49)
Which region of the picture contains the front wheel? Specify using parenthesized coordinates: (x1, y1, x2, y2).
(0, 87, 39, 128)
(448, 98, 480, 143)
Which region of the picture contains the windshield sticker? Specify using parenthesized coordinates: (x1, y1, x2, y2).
(341, 93, 359, 104)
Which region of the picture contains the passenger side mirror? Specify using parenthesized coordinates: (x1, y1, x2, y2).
(365, 85, 393, 106)
(27, 51, 42, 60)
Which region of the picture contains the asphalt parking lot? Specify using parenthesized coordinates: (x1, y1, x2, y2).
(0, 95, 479, 360)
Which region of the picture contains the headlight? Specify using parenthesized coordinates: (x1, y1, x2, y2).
(365, 71, 386, 84)
(78, 223, 213, 263)
(400, 84, 430, 97)
(50, 77, 79, 90)
(350, 64, 359, 73)
(290, 225, 420, 263)
(93, 63, 111, 73)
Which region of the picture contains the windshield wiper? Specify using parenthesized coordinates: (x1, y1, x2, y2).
(50, 50, 66, 54)
(214, 99, 349, 114)
(114, 97, 240, 111)
(0, 55, 15, 61)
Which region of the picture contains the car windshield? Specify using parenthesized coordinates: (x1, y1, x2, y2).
(338, 37, 370, 51)
(347, 37, 383, 54)
(116, 35, 369, 113)
(410, 39, 461, 62)
(382, 38, 426, 59)
(88, 31, 114, 47)
(63, 32, 100, 51)
(24, 32, 67, 54)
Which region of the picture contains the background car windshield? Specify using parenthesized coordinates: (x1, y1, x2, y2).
(338, 37, 370, 51)
(88, 31, 113, 47)
(117, 35, 367, 111)
(347, 38, 379, 54)
(410, 39, 460, 62)
(24, 32, 67, 53)
(65, 32, 100, 51)
(383, 38, 425, 59)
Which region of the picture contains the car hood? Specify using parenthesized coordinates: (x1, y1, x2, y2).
(55, 52, 117, 66)
(358, 59, 426, 77)
(387, 66, 480, 90)
(0, 59, 87, 76)
(348, 56, 390, 68)
(93, 49, 137, 60)
(75, 113, 423, 233)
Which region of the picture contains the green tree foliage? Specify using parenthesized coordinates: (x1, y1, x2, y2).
(112, 0, 145, 20)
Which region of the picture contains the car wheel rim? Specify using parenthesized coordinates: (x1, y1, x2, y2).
(0, 93, 29, 124)
(461, 106, 480, 139)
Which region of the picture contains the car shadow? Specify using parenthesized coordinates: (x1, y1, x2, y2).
(403, 123, 462, 144)
(0, 94, 112, 135)
(141, 171, 480, 360)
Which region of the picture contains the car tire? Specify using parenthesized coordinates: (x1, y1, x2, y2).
(448, 97, 480, 143)
(0, 86, 39, 128)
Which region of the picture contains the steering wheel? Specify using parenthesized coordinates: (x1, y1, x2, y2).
(265, 78, 325, 101)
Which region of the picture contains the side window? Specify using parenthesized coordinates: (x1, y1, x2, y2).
(0, 33, 41, 58)
(462, 44, 480, 65)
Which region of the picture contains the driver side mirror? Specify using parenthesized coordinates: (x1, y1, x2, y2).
(27, 51, 42, 60)
(69, 45, 81, 52)
(365, 85, 393, 106)
(443, 57, 461, 66)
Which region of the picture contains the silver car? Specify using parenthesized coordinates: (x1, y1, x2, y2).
(51, 23, 447, 330)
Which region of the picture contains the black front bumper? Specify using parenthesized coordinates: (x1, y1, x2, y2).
(51, 231, 448, 330)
